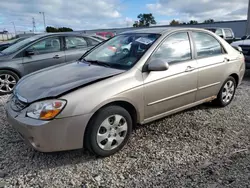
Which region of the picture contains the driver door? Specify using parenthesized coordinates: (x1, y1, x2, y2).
(22, 36, 65, 75)
(143, 32, 198, 120)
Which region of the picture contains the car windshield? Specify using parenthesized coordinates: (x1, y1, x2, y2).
(1, 35, 40, 55)
(83, 33, 160, 70)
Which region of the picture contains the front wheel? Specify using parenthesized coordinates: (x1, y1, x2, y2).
(0, 70, 19, 95)
(84, 105, 132, 157)
(213, 76, 236, 107)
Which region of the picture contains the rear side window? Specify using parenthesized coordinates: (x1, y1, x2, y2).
(65, 36, 87, 50)
(151, 32, 191, 64)
(224, 29, 233, 38)
(85, 37, 100, 46)
(192, 32, 224, 58)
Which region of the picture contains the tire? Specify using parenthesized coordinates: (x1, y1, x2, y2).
(84, 105, 132, 157)
(213, 76, 236, 107)
(0, 70, 19, 96)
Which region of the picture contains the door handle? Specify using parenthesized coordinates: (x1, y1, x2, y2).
(224, 57, 230, 62)
(53, 55, 61, 59)
(185, 66, 195, 72)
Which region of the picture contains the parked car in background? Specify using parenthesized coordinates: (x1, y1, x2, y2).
(231, 39, 250, 69)
(205, 28, 235, 43)
(241, 35, 250, 40)
(96, 32, 115, 38)
(0, 37, 28, 51)
(0, 33, 101, 95)
(6, 27, 245, 157)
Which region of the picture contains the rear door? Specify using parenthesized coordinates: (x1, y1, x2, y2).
(64, 36, 94, 62)
(192, 31, 228, 101)
(22, 36, 65, 74)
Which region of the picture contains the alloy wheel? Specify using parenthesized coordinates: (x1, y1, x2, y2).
(222, 80, 235, 104)
(0, 74, 17, 93)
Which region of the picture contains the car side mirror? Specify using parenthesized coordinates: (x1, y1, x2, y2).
(232, 46, 242, 53)
(25, 50, 35, 56)
(146, 59, 169, 72)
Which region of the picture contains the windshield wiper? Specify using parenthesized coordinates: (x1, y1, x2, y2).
(82, 58, 111, 68)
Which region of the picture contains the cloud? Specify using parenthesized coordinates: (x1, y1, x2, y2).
(147, 0, 248, 23)
(0, 0, 126, 33)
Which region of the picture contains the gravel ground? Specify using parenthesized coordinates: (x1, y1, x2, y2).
(0, 70, 250, 188)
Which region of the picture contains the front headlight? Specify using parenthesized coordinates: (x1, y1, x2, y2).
(26, 100, 66, 120)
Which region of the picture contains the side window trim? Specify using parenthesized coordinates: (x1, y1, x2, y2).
(144, 31, 193, 69)
(191, 31, 227, 60)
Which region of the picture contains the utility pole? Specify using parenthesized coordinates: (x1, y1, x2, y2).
(246, 0, 250, 35)
(39, 12, 46, 32)
(32, 17, 36, 33)
(11, 22, 17, 36)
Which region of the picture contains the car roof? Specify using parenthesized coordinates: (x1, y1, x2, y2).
(121, 27, 209, 35)
(204, 27, 232, 30)
(32, 32, 90, 38)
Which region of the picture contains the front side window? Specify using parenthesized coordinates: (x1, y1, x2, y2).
(192, 32, 223, 58)
(65, 37, 87, 50)
(151, 32, 191, 64)
(1, 35, 41, 55)
(27, 37, 61, 55)
(83, 33, 160, 70)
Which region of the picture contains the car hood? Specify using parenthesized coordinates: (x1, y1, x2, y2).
(15, 61, 125, 103)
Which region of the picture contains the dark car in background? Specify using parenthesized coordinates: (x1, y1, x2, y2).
(231, 39, 250, 69)
(0, 37, 28, 51)
(0, 33, 101, 95)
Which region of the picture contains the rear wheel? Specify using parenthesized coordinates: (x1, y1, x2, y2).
(213, 76, 236, 107)
(84, 105, 132, 157)
(0, 70, 19, 95)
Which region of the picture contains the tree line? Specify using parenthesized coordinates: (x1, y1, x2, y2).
(46, 26, 73, 32)
(132, 13, 215, 27)
(169, 18, 214, 25)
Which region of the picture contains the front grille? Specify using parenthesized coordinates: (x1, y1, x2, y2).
(239, 45, 250, 55)
(10, 95, 28, 111)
